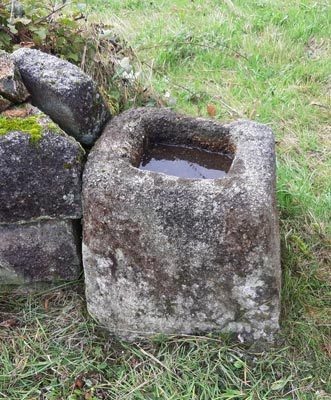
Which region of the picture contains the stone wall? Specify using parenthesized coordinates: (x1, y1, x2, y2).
(0, 49, 111, 287)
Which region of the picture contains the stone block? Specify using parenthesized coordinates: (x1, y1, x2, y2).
(0, 52, 29, 103)
(0, 219, 81, 285)
(82, 108, 281, 342)
(0, 104, 85, 223)
(11, 48, 111, 146)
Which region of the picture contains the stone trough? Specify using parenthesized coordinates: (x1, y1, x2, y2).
(82, 107, 281, 341)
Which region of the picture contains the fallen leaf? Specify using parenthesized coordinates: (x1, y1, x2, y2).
(249, 108, 256, 119)
(315, 390, 331, 398)
(44, 298, 49, 312)
(270, 379, 288, 391)
(0, 319, 17, 328)
(207, 104, 217, 117)
(42, 293, 56, 312)
(19, 42, 35, 48)
(71, 377, 85, 390)
(322, 342, 331, 358)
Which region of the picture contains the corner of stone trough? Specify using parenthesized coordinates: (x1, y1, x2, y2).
(0, 49, 281, 344)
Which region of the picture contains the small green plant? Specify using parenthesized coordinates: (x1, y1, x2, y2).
(0, 0, 155, 111)
(0, 1, 85, 56)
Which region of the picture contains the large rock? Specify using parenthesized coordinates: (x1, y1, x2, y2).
(82, 108, 281, 342)
(11, 48, 111, 146)
(0, 104, 85, 223)
(0, 52, 29, 103)
(0, 219, 81, 285)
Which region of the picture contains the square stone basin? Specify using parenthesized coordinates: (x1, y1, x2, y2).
(82, 107, 281, 342)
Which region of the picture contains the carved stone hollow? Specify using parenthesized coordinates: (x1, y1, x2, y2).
(82, 107, 281, 342)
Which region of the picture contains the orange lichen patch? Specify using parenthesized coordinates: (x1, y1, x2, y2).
(0, 57, 11, 80)
(1, 107, 33, 119)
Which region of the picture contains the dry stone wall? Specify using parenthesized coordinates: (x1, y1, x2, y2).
(0, 49, 111, 288)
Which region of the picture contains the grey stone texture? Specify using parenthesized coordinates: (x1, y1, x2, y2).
(0, 94, 12, 112)
(0, 104, 85, 223)
(11, 48, 111, 146)
(0, 104, 84, 287)
(82, 107, 281, 342)
(0, 219, 81, 285)
(0, 52, 29, 103)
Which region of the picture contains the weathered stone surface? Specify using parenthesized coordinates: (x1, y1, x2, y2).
(0, 52, 29, 103)
(82, 107, 281, 342)
(11, 48, 111, 146)
(0, 104, 85, 223)
(0, 219, 81, 285)
(0, 94, 12, 112)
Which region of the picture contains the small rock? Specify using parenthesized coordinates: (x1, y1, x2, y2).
(11, 48, 111, 146)
(0, 52, 29, 103)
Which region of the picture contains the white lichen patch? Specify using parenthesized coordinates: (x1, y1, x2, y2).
(232, 271, 265, 309)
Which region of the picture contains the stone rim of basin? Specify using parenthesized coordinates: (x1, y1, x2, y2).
(87, 107, 275, 188)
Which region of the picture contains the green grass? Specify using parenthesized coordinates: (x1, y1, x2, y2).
(1, 0, 331, 398)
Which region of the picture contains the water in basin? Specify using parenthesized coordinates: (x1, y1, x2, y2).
(138, 143, 233, 179)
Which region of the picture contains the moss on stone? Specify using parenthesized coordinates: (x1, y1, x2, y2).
(47, 122, 57, 130)
(63, 162, 73, 169)
(0, 115, 43, 144)
(46, 122, 66, 137)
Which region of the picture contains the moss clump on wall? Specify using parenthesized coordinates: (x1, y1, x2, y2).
(47, 122, 57, 130)
(0, 115, 43, 144)
(47, 122, 64, 135)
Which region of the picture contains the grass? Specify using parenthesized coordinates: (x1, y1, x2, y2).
(1, 287, 329, 400)
(1, 0, 331, 398)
